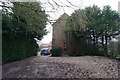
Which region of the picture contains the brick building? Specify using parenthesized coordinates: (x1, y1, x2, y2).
(41, 41, 52, 50)
(52, 13, 77, 55)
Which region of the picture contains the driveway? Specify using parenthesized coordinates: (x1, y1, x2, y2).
(2, 56, 119, 78)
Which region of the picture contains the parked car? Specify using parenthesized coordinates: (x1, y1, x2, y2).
(41, 48, 50, 55)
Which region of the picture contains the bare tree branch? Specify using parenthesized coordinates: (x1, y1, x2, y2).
(1, 0, 83, 24)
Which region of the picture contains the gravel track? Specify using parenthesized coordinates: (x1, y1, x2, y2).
(2, 56, 120, 78)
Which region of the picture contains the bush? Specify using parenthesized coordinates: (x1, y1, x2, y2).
(108, 41, 120, 58)
(50, 46, 62, 57)
(2, 37, 39, 64)
(71, 41, 104, 56)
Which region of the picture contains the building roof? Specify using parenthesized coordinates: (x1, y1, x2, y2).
(52, 13, 69, 26)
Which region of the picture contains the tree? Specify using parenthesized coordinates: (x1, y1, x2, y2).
(2, 2, 48, 64)
(85, 5, 103, 45)
(0, 0, 82, 23)
(101, 6, 120, 55)
(3, 2, 48, 40)
(63, 5, 120, 56)
(63, 9, 87, 38)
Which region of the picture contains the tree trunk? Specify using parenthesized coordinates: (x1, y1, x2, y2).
(93, 30, 96, 45)
(96, 36, 98, 47)
(104, 36, 108, 56)
(102, 36, 104, 46)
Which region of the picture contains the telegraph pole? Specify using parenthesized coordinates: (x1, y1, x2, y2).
(118, 1, 120, 14)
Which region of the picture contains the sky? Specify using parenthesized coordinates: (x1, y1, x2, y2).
(39, 0, 120, 44)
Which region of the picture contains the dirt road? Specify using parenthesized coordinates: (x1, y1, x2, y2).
(2, 56, 119, 78)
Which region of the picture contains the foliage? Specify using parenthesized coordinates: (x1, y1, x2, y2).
(85, 5, 103, 38)
(69, 39, 104, 56)
(2, 2, 48, 64)
(102, 6, 120, 36)
(63, 9, 88, 38)
(50, 46, 62, 57)
(2, 37, 39, 64)
(2, 2, 48, 40)
(64, 5, 120, 57)
(118, 38, 120, 58)
(108, 41, 119, 57)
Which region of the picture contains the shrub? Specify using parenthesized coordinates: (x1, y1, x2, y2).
(72, 41, 104, 56)
(50, 46, 62, 57)
(108, 41, 119, 58)
(2, 37, 39, 64)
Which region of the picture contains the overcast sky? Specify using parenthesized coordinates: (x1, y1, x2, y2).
(40, 0, 120, 44)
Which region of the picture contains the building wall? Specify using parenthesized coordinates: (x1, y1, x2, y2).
(40, 42, 52, 51)
(52, 13, 77, 55)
